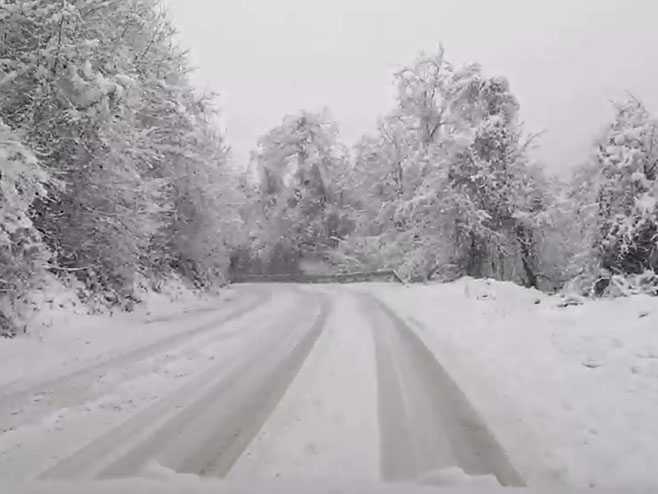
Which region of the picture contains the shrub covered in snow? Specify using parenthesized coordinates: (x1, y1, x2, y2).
(0, 123, 52, 336)
(1, 0, 240, 331)
(595, 98, 658, 277)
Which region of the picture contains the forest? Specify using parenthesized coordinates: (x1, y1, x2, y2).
(2, 0, 658, 336)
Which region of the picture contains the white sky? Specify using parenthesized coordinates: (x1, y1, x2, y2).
(166, 0, 658, 175)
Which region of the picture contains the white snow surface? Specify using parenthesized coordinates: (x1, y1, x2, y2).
(2, 278, 657, 492)
(0, 278, 236, 388)
(228, 292, 380, 483)
(0, 286, 285, 480)
(357, 278, 658, 491)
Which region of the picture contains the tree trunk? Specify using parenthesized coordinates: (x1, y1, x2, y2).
(516, 225, 538, 288)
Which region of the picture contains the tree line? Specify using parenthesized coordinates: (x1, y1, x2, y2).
(2, 1, 657, 336)
(1, 0, 240, 336)
(235, 50, 658, 295)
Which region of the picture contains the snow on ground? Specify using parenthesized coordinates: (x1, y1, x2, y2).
(228, 291, 380, 483)
(3, 277, 656, 490)
(0, 329, 239, 480)
(358, 278, 658, 491)
(6, 478, 511, 494)
(0, 289, 295, 480)
(0, 278, 240, 389)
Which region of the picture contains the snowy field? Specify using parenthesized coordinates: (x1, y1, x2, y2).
(0, 279, 247, 389)
(0, 279, 656, 492)
(358, 278, 658, 490)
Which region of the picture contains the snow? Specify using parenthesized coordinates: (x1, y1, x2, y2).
(0, 286, 283, 480)
(228, 291, 380, 482)
(0, 277, 237, 389)
(3, 478, 515, 494)
(417, 467, 500, 487)
(358, 278, 658, 491)
(635, 192, 657, 214)
(3, 278, 658, 491)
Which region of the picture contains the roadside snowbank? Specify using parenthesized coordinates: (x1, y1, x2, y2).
(360, 278, 658, 491)
(0, 277, 238, 388)
(0, 288, 290, 480)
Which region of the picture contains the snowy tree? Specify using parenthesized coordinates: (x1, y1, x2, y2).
(537, 98, 658, 296)
(0, 122, 52, 335)
(249, 110, 352, 273)
(444, 76, 547, 285)
(1, 1, 162, 300)
(340, 48, 548, 284)
(538, 163, 602, 292)
(394, 47, 482, 148)
(0, 0, 237, 314)
(595, 98, 658, 276)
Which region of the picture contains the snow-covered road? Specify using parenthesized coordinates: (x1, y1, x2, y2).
(0, 284, 523, 487)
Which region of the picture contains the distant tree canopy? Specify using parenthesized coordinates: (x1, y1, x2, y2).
(238, 49, 658, 296)
(239, 110, 354, 275)
(2, 1, 656, 337)
(241, 50, 548, 286)
(594, 99, 658, 275)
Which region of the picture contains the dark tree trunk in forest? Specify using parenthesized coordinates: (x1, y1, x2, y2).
(516, 225, 538, 288)
(466, 234, 486, 278)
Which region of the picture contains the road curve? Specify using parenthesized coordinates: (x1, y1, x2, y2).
(0, 287, 271, 431)
(1, 284, 524, 487)
(38, 289, 330, 480)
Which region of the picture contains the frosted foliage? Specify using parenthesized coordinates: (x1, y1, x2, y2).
(596, 99, 658, 276)
(0, 0, 237, 334)
(0, 123, 51, 335)
(334, 49, 547, 285)
(2, 1, 657, 336)
(243, 110, 352, 274)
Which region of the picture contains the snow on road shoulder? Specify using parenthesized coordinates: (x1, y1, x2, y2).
(0, 279, 245, 389)
(358, 278, 658, 491)
(227, 292, 380, 482)
(0, 289, 296, 480)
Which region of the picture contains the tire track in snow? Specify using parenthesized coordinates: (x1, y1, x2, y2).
(226, 291, 381, 482)
(175, 295, 330, 478)
(361, 293, 525, 486)
(38, 291, 330, 480)
(0, 287, 270, 430)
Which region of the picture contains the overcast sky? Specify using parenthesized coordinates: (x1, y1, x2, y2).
(166, 0, 658, 175)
